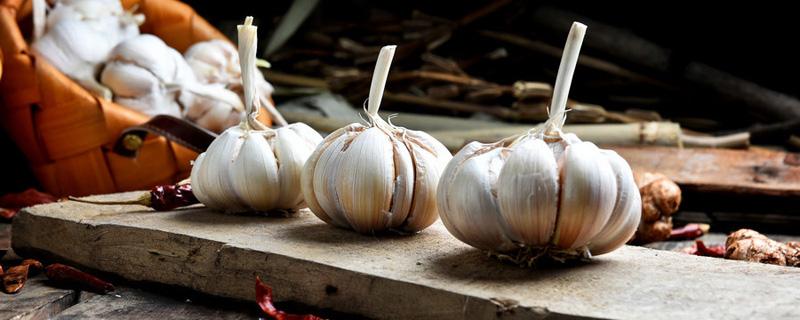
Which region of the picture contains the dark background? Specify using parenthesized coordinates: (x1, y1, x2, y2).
(3, 1, 798, 194)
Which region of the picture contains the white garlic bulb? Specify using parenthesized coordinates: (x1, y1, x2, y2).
(190, 17, 323, 213)
(436, 22, 641, 262)
(301, 46, 453, 234)
(101, 34, 245, 132)
(32, 0, 143, 99)
(184, 39, 286, 127)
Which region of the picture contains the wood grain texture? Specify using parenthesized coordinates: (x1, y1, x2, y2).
(51, 287, 255, 320)
(0, 276, 90, 320)
(11, 194, 800, 320)
(615, 146, 800, 197)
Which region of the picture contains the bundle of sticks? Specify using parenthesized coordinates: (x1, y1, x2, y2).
(248, 1, 800, 149)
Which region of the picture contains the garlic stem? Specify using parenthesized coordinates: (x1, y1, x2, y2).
(367, 45, 397, 117)
(547, 22, 586, 133)
(238, 16, 259, 130)
(237, 17, 289, 129)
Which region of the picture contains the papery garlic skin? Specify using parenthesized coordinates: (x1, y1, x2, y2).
(190, 17, 323, 213)
(191, 123, 322, 212)
(302, 124, 452, 233)
(301, 46, 452, 233)
(588, 151, 642, 255)
(184, 40, 284, 128)
(437, 22, 641, 260)
(32, 0, 143, 99)
(184, 40, 274, 96)
(101, 34, 244, 132)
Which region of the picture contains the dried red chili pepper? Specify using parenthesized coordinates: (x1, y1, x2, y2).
(3, 265, 29, 294)
(256, 276, 323, 320)
(0, 189, 57, 220)
(682, 240, 725, 258)
(669, 223, 709, 240)
(45, 263, 114, 294)
(21, 259, 44, 275)
(69, 182, 198, 211)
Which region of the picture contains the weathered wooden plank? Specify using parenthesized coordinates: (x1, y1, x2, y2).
(615, 146, 800, 197)
(0, 275, 91, 320)
(12, 194, 800, 320)
(52, 287, 256, 320)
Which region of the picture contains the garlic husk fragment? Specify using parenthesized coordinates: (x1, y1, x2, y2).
(301, 45, 452, 233)
(32, 0, 143, 99)
(101, 34, 245, 132)
(190, 17, 323, 213)
(436, 22, 641, 263)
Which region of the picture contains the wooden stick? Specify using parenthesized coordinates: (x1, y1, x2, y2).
(477, 30, 673, 89)
(263, 71, 329, 89)
(281, 109, 684, 151)
(431, 122, 682, 151)
(680, 132, 750, 149)
(532, 6, 800, 121)
(389, 70, 492, 87)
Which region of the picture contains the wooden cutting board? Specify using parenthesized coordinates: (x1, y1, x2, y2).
(12, 194, 800, 320)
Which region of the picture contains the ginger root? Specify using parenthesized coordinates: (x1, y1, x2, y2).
(630, 172, 682, 244)
(725, 229, 800, 267)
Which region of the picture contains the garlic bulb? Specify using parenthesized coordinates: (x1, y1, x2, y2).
(184, 39, 286, 126)
(436, 22, 641, 263)
(301, 46, 452, 234)
(32, 0, 143, 99)
(101, 34, 245, 132)
(190, 17, 323, 213)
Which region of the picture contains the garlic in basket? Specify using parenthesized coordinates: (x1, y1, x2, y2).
(184, 39, 287, 126)
(190, 17, 323, 213)
(31, 0, 143, 99)
(436, 22, 641, 263)
(101, 34, 245, 132)
(301, 46, 452, 234)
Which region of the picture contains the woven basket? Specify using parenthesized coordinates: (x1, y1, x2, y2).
(0, 0, 271, 197)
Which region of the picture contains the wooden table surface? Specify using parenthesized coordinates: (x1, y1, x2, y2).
(4, 206, 800, 319)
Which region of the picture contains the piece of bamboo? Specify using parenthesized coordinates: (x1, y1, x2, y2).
(281, 110, 684, 151)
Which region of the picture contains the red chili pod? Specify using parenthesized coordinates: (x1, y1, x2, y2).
(45, 263, 114, 294)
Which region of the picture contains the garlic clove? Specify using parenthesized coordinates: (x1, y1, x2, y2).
(387, 134, 414, 228)
(552, 141, 617, 250)
(333, 127, 396, 233)
(496, 137, 559, 246)
(272, 124, 321, 209)
(588, 150, 642, 255)
(189, 152, 211, 205)
(229, 130, 280, 211)
(302, 125, 357, 227)
(193, 128, 247, 212)
(402, 130, 452, 231)
(437, 142, 517, 252)
(101, 61, 158, 98)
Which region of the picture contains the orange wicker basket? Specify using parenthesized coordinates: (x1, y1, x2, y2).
(0, 0, 271, 197)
